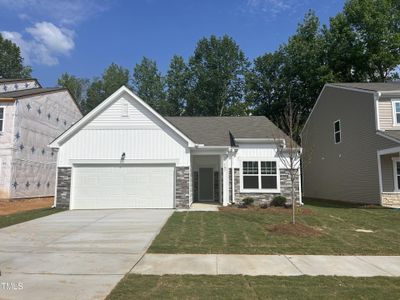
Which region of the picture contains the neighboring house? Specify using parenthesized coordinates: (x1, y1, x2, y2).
(0, 78, 82, 200)
(50, 86, 301, 210)
(302, 82, 400, 207)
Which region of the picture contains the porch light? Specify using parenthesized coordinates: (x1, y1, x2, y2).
(121, 152, 126, 160)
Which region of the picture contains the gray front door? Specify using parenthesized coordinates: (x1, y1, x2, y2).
(199, 168, 214, 201)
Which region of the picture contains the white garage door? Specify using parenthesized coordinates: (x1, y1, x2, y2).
(71, 164, 175, 209)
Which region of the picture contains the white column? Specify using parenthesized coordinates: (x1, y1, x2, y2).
(222, 154, 230, 206)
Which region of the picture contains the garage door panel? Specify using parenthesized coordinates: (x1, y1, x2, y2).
(72, 164, 174, 209)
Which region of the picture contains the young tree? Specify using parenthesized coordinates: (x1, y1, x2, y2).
(132, 57, 167, 114)
(187, 35, 250, 116)
(166, 55, 189, 116)
(0, 33, 31, 78)
(57, 73, 89, 107)
(275, 98, 302, 224)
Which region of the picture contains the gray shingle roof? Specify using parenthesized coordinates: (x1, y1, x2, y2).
(331, 82, 400, 92)
(165, 116, 293, 146)
(380, 130, 400, 143)
(0, 87, 65, 98)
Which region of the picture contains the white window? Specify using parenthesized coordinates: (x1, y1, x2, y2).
(242, 160, 278, 192)
(0, 107, 4, 132)
(393, 100, 400, 125)
(334, 120, 341, 144)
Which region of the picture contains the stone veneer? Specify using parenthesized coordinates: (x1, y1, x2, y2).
(176, 167, 190, 208)
(56, 167, 72, 209)
(229, 168, 299, 204)
(381, 193, 400, 207)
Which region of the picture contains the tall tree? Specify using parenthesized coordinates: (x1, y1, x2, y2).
(84, 78, 104, 113)
(102, 63, 130, 96)
(327, 0, 400, 81)
(57, 73, 89, 106)
(132, 57, 167, 113)
(165, 55, 189, 116)
(0, 33, 31, 78)
(83, 63, 130, 114)
(187, 35, 249, 116)
(247, 12, 334, 127)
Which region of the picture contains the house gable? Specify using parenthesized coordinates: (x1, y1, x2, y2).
(50, 86, 194, 148)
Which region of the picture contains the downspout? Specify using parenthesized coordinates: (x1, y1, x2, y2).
(231, 150, 234, 204)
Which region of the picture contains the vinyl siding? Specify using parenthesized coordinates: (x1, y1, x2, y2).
(378, 98, 394, 130)
(302, 86, 399, 204)
(57, 93, 190, 167)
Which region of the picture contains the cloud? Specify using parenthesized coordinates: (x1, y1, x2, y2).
(2, 22, 75, 66)
(0, 0, 109, 25)
(244, 0, 306, 17)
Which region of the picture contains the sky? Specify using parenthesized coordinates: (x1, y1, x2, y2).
(0, 0, 345, 87)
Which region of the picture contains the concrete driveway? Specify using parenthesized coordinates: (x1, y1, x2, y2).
(0, 209, 172, 300)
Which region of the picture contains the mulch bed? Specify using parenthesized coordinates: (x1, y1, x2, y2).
(219, 206, 315, 216)
(266, 222, 322, 237)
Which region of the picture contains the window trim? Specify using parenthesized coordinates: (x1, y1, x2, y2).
(391, 99, 400, 126)
(392, 158, 400, 192)
(240, 158, 280, 193)
(0, 106, 5, 132)
(333, 119, 341, 144)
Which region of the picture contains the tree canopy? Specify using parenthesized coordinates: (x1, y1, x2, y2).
(0, 33, 31, 79)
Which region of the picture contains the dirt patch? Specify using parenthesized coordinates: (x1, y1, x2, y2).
(219, 206, 315, 216)
(266, 222, 322, 237)
(0, 197, 54, 215)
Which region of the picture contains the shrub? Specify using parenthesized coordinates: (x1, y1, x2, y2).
(271, 196, 287, 207)
(236, 201, 247, 208)
(242, 197, 255, 206)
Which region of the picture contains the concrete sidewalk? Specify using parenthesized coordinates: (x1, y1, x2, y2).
(132, 254, 400, 277)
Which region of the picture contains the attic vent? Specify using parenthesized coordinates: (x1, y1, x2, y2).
(121, 102, 129, 117)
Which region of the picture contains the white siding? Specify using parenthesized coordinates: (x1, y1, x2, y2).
(58, 94, 190, 167)
(233, 143, 283, 168)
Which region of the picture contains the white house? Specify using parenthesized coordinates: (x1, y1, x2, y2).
(0, 78, 82, 200)
(50, 86, 301, 209)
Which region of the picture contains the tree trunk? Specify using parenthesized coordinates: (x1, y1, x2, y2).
(291, 173, 296, 224)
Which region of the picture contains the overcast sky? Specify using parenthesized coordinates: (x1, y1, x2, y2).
(0, 0, 345, 86)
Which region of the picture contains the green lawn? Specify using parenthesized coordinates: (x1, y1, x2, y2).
(0, 208, 63, 229)
(148, 199, 400, 255)
(107, 275, 400, 300)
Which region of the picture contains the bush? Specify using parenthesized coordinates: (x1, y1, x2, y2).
(271, 196, 287, 207)
(242, 197, 255, 206)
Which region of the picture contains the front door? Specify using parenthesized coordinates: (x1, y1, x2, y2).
(199, 168, 214, 201)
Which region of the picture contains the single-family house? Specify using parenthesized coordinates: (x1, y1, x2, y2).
(301, 82, 400, 207)
(50, 86, 301, 209)
(0, 78, 82, 200)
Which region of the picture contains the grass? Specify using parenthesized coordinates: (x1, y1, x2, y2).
(0, 207, 63, 229)
(107, 275, 400, 300)
(148, 198, 400, 255)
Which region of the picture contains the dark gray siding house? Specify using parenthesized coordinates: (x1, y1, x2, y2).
(301, 83, 400, 207)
